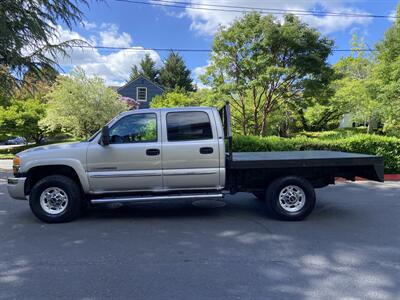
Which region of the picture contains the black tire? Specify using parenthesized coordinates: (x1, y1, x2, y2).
(29, 175, 82, 223)
(265, 176, 315, 221)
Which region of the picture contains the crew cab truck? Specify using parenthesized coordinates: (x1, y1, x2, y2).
(7, 104, 384, 223)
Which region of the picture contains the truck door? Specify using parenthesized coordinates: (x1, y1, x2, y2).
(86, 111, 162, 193)
(161, 109, 221, 190)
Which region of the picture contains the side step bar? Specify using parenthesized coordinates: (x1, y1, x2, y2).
(90, 193, 224, 204)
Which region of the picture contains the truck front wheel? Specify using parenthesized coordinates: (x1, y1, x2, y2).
(29, 175, 82, 223)
(265, 176, 315, 221)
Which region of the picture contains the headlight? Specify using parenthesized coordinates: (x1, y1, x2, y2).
(13, 156, 21, 174)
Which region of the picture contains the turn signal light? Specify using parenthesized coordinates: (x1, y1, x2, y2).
(13, 156, 21, 174)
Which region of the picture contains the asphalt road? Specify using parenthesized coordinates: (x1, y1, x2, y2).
(0, 170, 399, 300)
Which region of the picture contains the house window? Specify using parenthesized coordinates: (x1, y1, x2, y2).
(136, 87, 147, 101)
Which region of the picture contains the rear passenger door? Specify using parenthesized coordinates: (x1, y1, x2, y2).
(161, 110, 221, 191)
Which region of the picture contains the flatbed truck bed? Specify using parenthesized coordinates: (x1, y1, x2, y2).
(226, 150, 384, 193)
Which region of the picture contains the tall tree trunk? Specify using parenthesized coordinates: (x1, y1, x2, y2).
(367, 115, 372, 134)
(260, 107, 269, 136)
(297, 108, 309, 131)
(252, 87, 259, 135)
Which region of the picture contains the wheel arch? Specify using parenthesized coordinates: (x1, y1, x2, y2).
(24, 163, 89, 195)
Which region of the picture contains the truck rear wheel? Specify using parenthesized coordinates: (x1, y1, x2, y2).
(265, 176, 315, 221)
(29, 175, 82, 223)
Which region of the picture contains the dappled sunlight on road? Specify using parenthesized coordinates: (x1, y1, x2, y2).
(0, 170, 399, 299)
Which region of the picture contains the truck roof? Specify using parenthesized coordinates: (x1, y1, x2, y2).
(119, 106, 216, 116)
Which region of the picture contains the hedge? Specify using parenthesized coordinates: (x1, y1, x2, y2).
(232, 134, 400, 174)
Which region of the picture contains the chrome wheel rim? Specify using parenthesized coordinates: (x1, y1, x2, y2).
(39, 187, 69, 215)
(278, 185, 306, 213)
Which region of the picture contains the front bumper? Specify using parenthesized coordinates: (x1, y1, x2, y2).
(7, 177, 27, 200)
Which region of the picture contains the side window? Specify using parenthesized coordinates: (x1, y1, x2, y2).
(109, 113, 157, 144)
(167, 112, 213, 142)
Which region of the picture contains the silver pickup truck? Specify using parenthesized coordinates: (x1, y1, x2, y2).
(7, 104, 384, 223)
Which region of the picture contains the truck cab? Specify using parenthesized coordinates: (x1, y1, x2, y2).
(87, 107, 225, 193)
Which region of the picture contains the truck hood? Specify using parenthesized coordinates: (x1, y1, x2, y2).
(20, 141, 85, 153)
(18, 142, 88, 159)
(16, 141, 90, 177)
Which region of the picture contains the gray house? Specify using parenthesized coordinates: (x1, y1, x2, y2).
(115, 75, 164, 109)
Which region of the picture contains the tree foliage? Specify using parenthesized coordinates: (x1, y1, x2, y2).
(203, 13, 334, 136)
(159, 52, 195, 92)
(44, 68, 128, 138)
(372, 5, 400, 135)
(129, 53, 159, 82)
(0, 98, 46, 143)
(0, 0, 88, 87)
(150, 89, 222, 108)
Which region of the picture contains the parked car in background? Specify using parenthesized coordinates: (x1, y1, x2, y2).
(5, 137, 26, 145)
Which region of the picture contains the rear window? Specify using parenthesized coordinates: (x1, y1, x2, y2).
(166, 112, 213, 141)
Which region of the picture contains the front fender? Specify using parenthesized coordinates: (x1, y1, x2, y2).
(21, 159, 90, 193)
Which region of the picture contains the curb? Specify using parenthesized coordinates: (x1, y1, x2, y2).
(336, 175, 400, 182)
(383, 174, 400, 181)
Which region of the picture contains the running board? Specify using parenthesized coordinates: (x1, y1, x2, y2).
(90, 193, 224, 204)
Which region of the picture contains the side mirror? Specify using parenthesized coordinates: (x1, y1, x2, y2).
(100, 126, 110, 146)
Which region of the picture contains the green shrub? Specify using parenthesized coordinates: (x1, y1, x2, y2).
(295, 128, 367, 140)
(232, 134, 400, 173)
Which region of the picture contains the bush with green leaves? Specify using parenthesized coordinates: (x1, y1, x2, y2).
(232, 134, 400, 173)
(44, 68, 128, 139)
(0, 98, 46, 143)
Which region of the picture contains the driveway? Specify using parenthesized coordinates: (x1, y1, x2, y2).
(0, 169, 399, 300)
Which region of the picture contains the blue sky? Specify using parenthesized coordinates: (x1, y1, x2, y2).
(55, 0, 399, 85)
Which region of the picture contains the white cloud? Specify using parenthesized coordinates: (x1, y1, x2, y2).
(192, 64, 210, 89)
(99, 23, 132, 47)
(181, 0, 371, 36)
(52, 25, 161, 85)
(388, 9, 397, 22)
(79, 49, 161, 85)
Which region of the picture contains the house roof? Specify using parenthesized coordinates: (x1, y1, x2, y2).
(117, 75, 165, 92)
(109, 85, 120, 92)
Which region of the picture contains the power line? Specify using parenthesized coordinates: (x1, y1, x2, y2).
(72, 45, 377, 52)
(112, 0, 397, 19)
(152, 0, 395, 18)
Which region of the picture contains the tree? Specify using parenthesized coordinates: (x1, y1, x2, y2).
(129, 53, 159, 82)
(0, 0, 88, 86)
(150, 89, 222, 108)
(159, 52, 195, 92)
(44, 68, 128, 138)
(202, 13, 334, 136)
(0, 98, 46, 143)
(372, 5, 400, 135)
(304, 35, 378, 133)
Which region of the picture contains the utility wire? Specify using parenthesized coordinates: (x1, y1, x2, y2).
(112, 0, 397, 19)
(72, 45, 377, 52)
(152, 0, 395, 18)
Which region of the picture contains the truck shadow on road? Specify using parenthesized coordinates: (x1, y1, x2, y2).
(1, 179, 400, 299)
